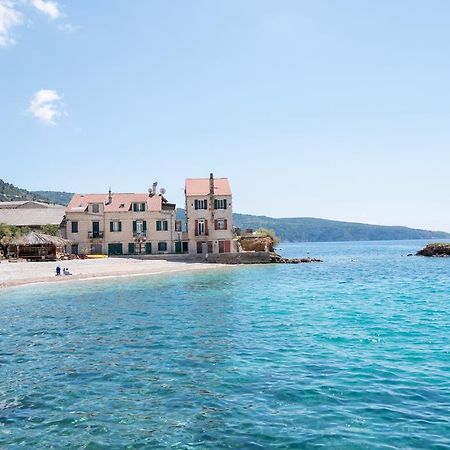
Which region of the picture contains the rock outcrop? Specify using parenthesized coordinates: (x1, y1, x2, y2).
(239, 236, 274, 252)
(269, 253, 321, 264)
(416, 243, 450, 257)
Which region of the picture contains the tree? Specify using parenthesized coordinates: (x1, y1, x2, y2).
(0, 224, 30, 257)
(40, 224, 60, 236)
(0, 224, 17, 257)
(254, 227, 280, 245)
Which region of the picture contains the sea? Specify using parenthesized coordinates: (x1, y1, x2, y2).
(0, 240, 449, 449)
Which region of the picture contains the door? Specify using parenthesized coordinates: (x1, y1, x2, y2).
(145, 242, 152, 254)
(175, 241, 182, 253)
(108, 243, 123, 255)
(219, 241, 225, 253)
(128, 243, 135, 254)
(91, 244, 102, 254)
(92, 221, 100, 238)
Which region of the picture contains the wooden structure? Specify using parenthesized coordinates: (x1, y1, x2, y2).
(11, 232, 69, 261)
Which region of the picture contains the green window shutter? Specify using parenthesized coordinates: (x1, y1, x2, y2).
(194, 199, 198, 210)
(133, 221, 137, 233)
(214, 199, 217, 209)
(143, 220, 147, 231)
(145, 242, 152, 254)
(156, 221, 161, 231)
(110, 222, 113, 232)
(164, 221, 168, 231)
(224, 199, 227, 209)
(118, 221, 122, 232)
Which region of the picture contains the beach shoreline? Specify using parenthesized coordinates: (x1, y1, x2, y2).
(0, 258, 230, 290)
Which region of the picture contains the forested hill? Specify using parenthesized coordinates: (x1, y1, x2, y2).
(1, 179, 449, 242)
(176, 209, 450, 242)
(232, 213, 450, 242)
(0, 179, 73, 204)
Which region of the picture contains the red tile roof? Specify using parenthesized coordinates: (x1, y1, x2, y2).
(67, 193, 165, 213)
(185, 177, 231, 196)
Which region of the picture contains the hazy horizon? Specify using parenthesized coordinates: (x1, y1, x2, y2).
(2, 1, 450, 231)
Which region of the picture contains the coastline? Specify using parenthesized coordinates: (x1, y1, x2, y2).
(0, 258, 230, 290)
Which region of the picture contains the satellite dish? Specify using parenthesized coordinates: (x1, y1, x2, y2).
(159, 187, 166, 195)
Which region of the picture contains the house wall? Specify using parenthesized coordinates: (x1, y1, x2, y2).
(185, 194, 234, 254)
(66, 207, 176, 255)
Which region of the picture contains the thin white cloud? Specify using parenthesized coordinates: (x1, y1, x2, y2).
(58, 22, 78, 33)
(30, 0, 60, 20)
(0, 0, 23, 47)
(28, 89, 65, 125)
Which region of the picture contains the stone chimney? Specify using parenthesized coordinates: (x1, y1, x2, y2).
(107, 187, 113, 204)
(209, 173, 214, 195)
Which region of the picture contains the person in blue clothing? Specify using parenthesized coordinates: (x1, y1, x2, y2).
(55, 266, 61, 276)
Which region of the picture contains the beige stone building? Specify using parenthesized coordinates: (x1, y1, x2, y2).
(65, 189, 181, 255)
(185, 173, 234, 255)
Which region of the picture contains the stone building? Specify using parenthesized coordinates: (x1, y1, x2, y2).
(185, 173, 234, 255)
(0, 201, 66, 236)
(65, 188, 180, 255)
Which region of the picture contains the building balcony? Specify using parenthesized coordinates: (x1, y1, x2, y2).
(133, 231, 147, 238)
(88, 231, 104, 239)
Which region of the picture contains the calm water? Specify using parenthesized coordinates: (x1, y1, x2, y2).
(1, 240, 449, 449)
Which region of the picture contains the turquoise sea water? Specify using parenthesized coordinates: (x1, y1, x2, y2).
(1, 240, 449, 449)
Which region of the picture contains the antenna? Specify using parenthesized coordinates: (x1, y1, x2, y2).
(152, 181, 158, 195)
(159, 187, 166, 196)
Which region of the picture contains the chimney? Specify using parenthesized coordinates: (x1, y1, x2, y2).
(108, 187, 113, 204)
(209, 173, 214, 195)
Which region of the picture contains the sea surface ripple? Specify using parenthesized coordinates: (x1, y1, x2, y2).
(0, 240, 449, 449)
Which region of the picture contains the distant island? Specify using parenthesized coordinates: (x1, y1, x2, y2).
(1, 178, 449, 243)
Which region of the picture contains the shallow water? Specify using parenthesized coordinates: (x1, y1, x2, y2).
(1, 240, 449, 448)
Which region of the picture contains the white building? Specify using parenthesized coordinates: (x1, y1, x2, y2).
(185, 173, 234, 255)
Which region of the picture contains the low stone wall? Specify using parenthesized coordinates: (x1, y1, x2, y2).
(115, 251, 322, 265)
(206, 252, 273, 264)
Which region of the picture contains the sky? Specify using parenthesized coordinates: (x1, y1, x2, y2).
(1, 0, 450, 231)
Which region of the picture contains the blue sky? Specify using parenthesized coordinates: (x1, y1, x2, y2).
(1, 1, 450, 230)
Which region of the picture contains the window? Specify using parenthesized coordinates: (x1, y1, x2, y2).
(71, 244, 79, 255)
(133, 220, 147, 236)
(91, 203, 100, 213)
(158, 242, 167, 252)
(175, 220, 182, 232)
(215, 219, 227, 230)
(195, 219, 207, 236)
(194, 199, 208, 210)
(132, 202, 146, 212)
(214, 199, 227, 209)
(110, 221, 122, 232)
(71, 221, 78, 233)
(156, 220, 168, 231)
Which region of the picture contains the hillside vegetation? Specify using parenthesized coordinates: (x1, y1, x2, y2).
(1, 180, 448, 242)
(177, 209, 450, 242)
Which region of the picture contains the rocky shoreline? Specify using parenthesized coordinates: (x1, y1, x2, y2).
(269, 253, 322, 264)
(416, 243, 450, 257)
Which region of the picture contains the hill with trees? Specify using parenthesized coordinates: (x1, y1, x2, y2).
(1, 180, 448, 242)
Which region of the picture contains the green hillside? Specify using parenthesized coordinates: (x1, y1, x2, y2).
(32, 190, 74, 205)
(176, 209, 450, 242)
(0, 179, 71, 205)
(232, 213, 450, 242)
(2, 180, 449, 242)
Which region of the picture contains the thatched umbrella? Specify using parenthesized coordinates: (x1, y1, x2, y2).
(11, 231, 70, 259)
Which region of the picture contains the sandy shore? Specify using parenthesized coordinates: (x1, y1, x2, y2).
(0, 258, 227, 289)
